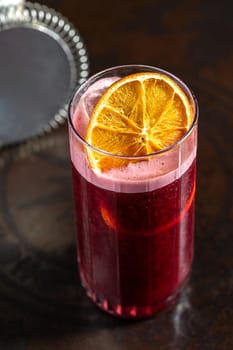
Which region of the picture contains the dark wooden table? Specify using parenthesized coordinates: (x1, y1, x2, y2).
(0, 0, 232, 349)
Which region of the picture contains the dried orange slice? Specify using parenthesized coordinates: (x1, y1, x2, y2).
(86, 72, 194, 171)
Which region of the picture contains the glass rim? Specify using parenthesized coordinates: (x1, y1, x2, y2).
(68, 64, 199, 160)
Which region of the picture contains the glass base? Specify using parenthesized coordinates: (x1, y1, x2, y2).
(81, 277, 184, 319)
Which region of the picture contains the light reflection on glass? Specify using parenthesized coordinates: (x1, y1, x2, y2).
(172, 285, 192, 338)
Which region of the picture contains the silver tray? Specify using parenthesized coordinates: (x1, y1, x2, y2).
(0, 2, 89, 147)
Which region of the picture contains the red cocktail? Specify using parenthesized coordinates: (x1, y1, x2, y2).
(68, 65, 198, 318)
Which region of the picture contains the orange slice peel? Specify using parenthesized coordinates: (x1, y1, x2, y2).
(85, 72, 194, 172)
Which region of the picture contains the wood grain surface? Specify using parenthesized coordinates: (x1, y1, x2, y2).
(0, 0, 232, 349)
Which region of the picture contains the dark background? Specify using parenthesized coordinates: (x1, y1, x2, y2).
(0, 0, 232, 349)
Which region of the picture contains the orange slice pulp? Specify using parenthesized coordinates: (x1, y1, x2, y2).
(86, 72, 194, 171)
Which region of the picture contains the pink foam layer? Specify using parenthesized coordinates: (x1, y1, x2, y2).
(70, 77, 197, 193)
(70, 146, 196, 193)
